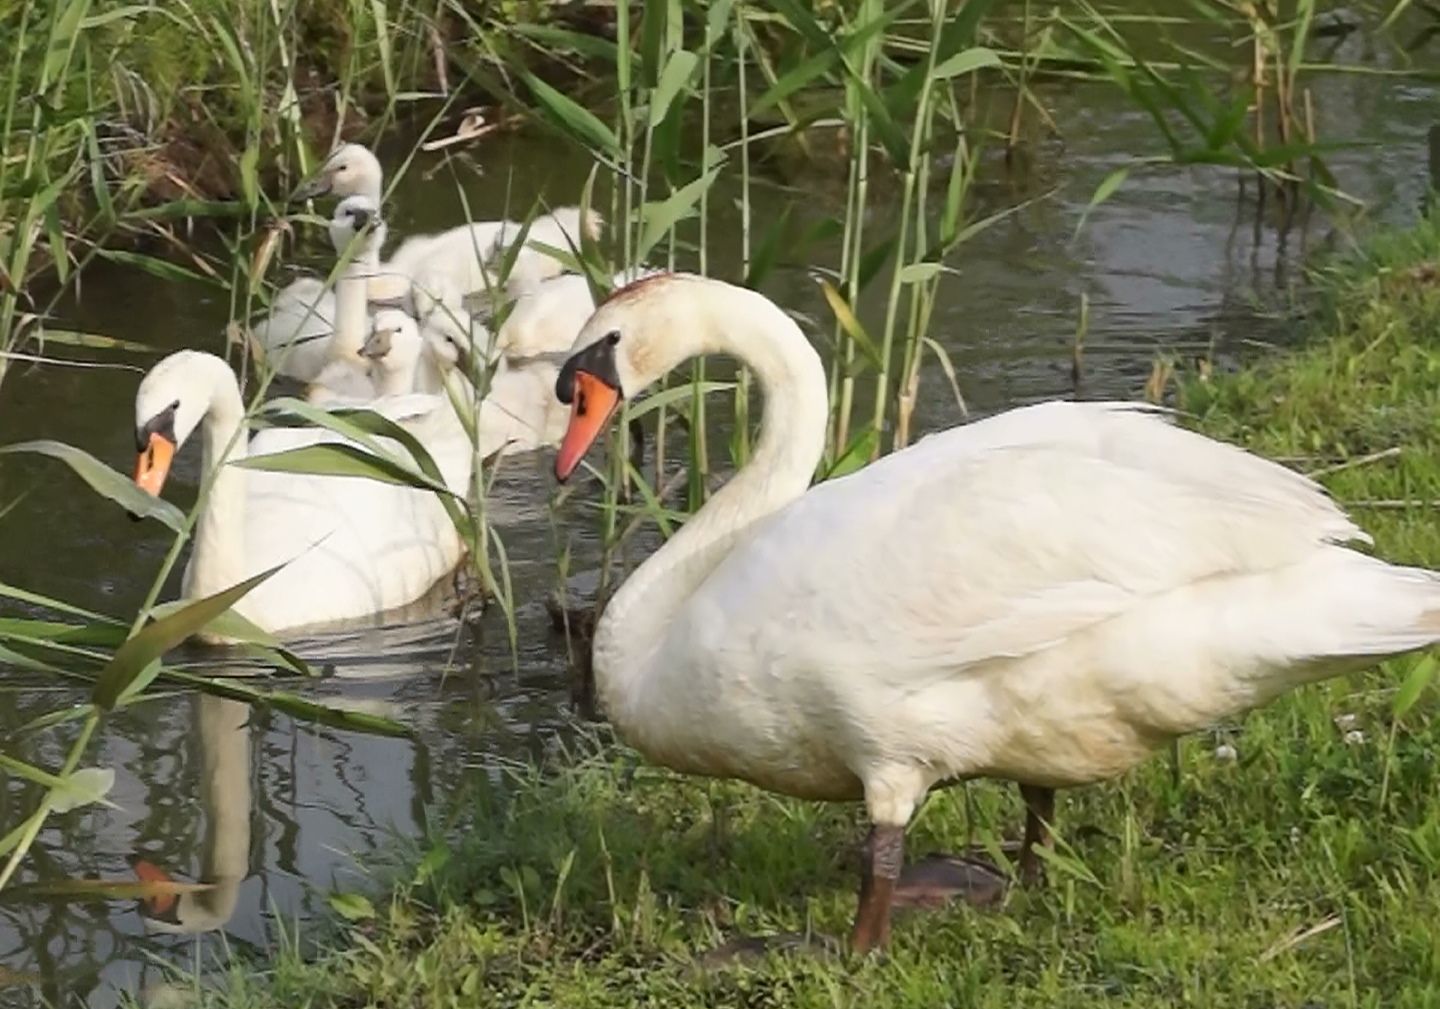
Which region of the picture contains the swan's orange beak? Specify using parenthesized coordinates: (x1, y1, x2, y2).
(132, 858, 179, 917)
(555, 371, 621, 482)
(134, 432, 176, 497)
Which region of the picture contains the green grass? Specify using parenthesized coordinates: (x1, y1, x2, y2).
(176, 217, 1440, 1008)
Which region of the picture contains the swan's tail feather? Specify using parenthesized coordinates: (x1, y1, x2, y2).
(1305, 560, 1440, 662)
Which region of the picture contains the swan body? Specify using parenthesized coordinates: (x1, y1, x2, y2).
(293, 142, 601, 301)
(387, 206, 603, 303)
(249, 276, 335, 380)
(132, 351, 471, 635)
(474, 357, 569, 459)
(360, 308, 463, 399)
(553, 273, 1440, 946)
(496, 269, 660, 359)
(360, 308, 565, 458)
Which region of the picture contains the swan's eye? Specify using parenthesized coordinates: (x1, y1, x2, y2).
(605, 330, 621, 346)
(170, 399, 180, 411)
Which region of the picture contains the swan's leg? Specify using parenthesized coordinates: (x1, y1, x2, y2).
(851, 824, 904, 953)
(1017, 784, 1056, 885)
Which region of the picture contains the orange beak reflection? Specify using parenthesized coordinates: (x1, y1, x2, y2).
(555, 371, 622, 482)
(134, 432, 176, 497)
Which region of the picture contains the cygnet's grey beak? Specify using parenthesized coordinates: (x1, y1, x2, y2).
(292, 172, 333, 201)
(361, 327, 396, 360)
(347, 206, 375, 233)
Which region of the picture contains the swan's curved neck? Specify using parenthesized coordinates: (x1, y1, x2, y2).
(184, 366, 249, 602)
(593, 283, 828, 721)
(332, 258, 371, 361)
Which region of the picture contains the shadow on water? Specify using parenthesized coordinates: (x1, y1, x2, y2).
(0, 43, 1437, 1007)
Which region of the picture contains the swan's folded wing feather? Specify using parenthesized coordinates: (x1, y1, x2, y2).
(684, 403, 1365, 677)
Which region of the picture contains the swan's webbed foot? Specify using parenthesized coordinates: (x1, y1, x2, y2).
(694, 931, 843, 970)
(890, 854, 1008, 909)
(543, 594, 599, 640)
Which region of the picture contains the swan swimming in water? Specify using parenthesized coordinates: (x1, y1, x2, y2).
(553, 272, 1440, 953)
(293, 142, 602, 302)
(131, 349, 472, 636)
(252, 195, 395, 383)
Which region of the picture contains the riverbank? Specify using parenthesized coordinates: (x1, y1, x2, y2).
(178, 213, 1440, 1008)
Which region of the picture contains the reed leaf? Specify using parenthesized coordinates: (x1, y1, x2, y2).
(930, 46, 1001, 80)
(0, 441, 185, 532)
(521, 71, 622, 158)
(92, 564, 286, 709)
(819, 280, 881, 368)
(1395, 654, 1436, 716)
(1072, 166, 1129, 240)
(636, 164, 724, 262)
(160, 668, 413, 738)
(92, 249, 226, 289)
(235, 442, 448, 493)
(649, 49, 699, 127)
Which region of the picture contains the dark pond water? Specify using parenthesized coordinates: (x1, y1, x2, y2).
(0, 19, 1437, 1007)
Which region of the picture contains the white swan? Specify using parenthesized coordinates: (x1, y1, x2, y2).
(254, 196, 394, 384)
(358, 308, 462, 398)
(295, 142, 601, 303)
(553, 273, 1440, 952)
(389, 205, 604, 305)
(132, 350, 471, 635)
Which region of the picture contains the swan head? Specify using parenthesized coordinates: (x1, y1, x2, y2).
(420, 314, 481, 376)
(133, 351, 228, 497)
(554, 271, 718, 481)
(293, 143, 383, 203)
(328, 195, 387, 259)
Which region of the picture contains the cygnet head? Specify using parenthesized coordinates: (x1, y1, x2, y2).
(360, 309, 422, 371)
(328, 195, 387, 261)
(294, 143, 383, 203)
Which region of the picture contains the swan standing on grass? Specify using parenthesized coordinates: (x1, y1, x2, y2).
(131, 350, 471, 635)
(552, 273, 1440, 954)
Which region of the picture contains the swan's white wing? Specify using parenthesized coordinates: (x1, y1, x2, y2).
(251, 278, 334, 382)
(496, 275, 596, 358)
(624, 400, 1440, 802)
(388, 222, 509, 291)
(476, 358, 565, 458)
(678, 402, 1371, 677)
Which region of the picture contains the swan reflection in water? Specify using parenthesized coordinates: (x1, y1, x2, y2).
(134, 694, 252, 937)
